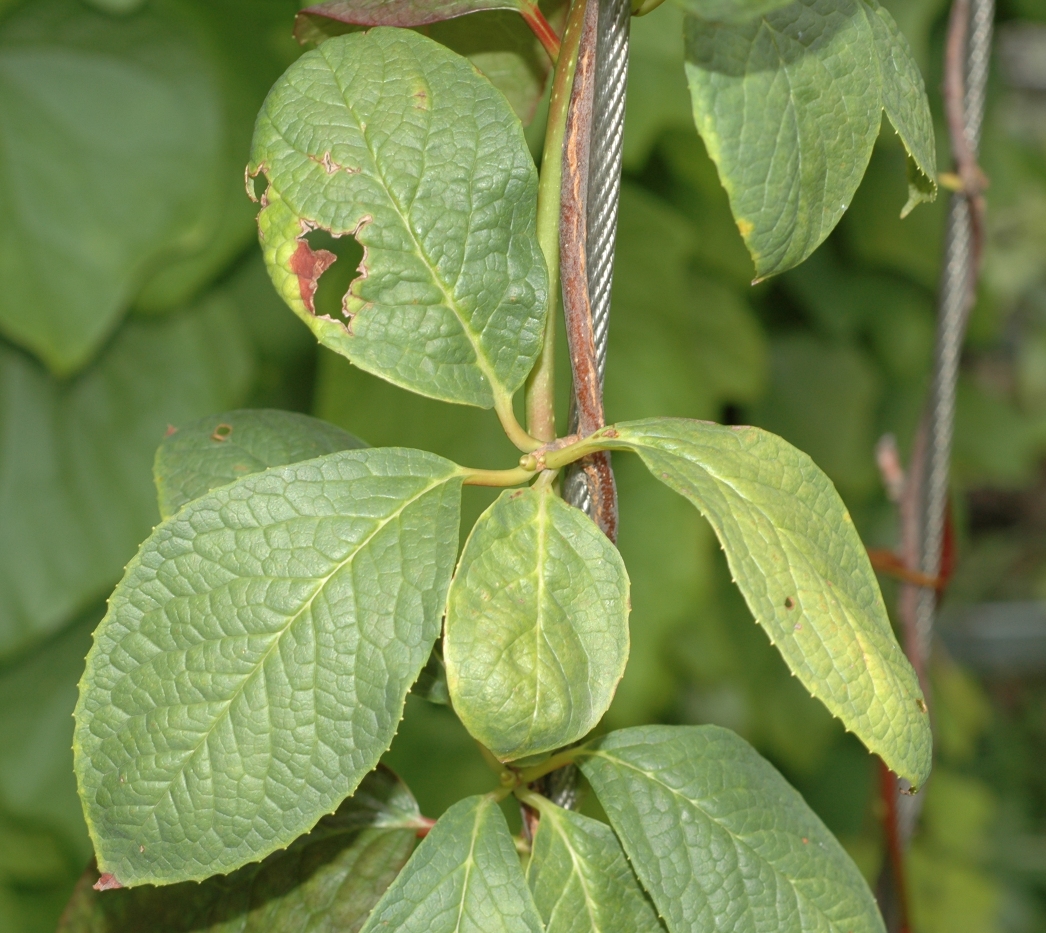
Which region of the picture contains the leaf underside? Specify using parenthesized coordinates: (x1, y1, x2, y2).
(296, 0, 528, 31)
(526, 796, 665, 933)
(359, 795, 544, 933)
(250, 28, 548, 409)
(598, 418, 931, 786)
(57, 767, 421, 933)
(682, 0, 936, 278)
(445, 487, 631, 760)
(580, 725, 885, 933)
(154, 408, 367, 519)
(74, 447, 463, 885)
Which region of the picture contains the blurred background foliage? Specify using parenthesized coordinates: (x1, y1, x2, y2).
(3, 0, 1046, 929)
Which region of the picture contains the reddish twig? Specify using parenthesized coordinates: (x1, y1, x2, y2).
(521, 1, 562, 61)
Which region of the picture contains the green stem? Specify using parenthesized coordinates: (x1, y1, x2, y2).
(516, 745, 586, 784)
(525, 0, 588, 444)
(495, 395, 542, 453)
(461, 465, 536, 488)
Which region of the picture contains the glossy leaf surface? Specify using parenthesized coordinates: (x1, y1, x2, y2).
(57, 767, 423, 932)
(0, 293, 253, 662)
(526, 796, 664, 933)
(445, 487, 630, 760)
(154, 409, 366, 519)
(579, 725, 885, 933)
(683, 0, 936, 278)
(250, 28, 548, 409)
(360, 795, 543, 933)
(596, 418, 931, 785)
(74, 448, 463, 885)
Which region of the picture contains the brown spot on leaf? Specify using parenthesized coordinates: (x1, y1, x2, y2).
(916, 698, 928, 713)
(93, 873, 123, 891)
(784, 597, 796, 610)
(289, 238, 337, 315)
(211, 424, 233, 442)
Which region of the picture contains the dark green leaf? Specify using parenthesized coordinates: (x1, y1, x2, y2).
(250, 28, 548, 410)
(682, 0, 936, 278)
(360, 795, 543, 933)
(525, 795, 664, 933)
(154, 409, 366, 519)
(445, 487, 630, 760)
(411, 649, 450, 705)
(74, 448, 464, 885)
(0, 0, 225, 370)
(579, 725, 885, 933)
(57, 767, 424, 933)
(0, 291, 253, 662)
(595, 418, 932, 786)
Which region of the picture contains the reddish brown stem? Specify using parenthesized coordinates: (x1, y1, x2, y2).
(879, 763, 914, 933)
(521, 1, 562, 61)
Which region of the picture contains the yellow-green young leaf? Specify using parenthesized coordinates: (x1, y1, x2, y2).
(683, 0, 936, 279)
(525, 796, 665, 933)
(249, 28, 548, 409)
(671, 0, 792, 22)
(154, 409, 366, 519)
(57, 767, 424, 933)
(74, 448, 463, 886)
(578, 726, 885, 933)
(360, 795, 543, 933)
(444, 487, 630, 760)
(594, 418, 931, 786)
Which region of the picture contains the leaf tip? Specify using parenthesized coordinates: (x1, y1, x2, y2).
(93, 873, 123, 892)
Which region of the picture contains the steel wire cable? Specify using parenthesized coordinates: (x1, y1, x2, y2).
(563, 0, 630, 520)
(914, 0, 995, 662)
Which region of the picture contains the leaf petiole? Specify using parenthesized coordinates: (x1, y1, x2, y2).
(515, 745, 587, 784)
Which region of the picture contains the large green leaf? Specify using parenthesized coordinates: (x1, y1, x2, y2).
(294, 1, 566, 126)
(0, 0, 223, 371)
(592, 418, 931, 786)
(359, 794, 543, 933)
(154, 408, 366, 520)
(445, 487, 630, 760)
(74, 447, 464, 885)
(525, 795, 665, 933)
(250, 28, 548, 410)
(682, 0, 936, 278)
(672, 0, 792, 22)
(578, 725, 885, 933)
(0, 292, 253, 662)
(57, 767, 424, 933)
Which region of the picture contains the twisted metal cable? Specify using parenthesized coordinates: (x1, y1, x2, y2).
(914, 0, 994, 662)
(564, 0, 630, 519)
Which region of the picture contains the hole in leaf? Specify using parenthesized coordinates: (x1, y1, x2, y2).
(211, 423, 233, 442)
(304, 228, 365, 321)
(251, 173, 267, 202)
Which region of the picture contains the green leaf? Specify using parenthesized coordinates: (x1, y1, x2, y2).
(594, 418, 931, 786)
(0, 0, 225, 371)
(0, 607, 98, 866)
(360, 794, 543, 933)
(411, 648, 451, 705)
(154, 408, 366, 520)
(0, 291, 253, 662)
(74, 447, 464, 885)
(250, 28, 548, 410)
(445, 487, 630, 760)
(860, 0, 937, 216)
(525, 796, 665, 933)
(294, 2, 565, 126)
(57, 767, 424, 933)
(682, 0, 936, 279)
(578, 725, 885, 933)
(671, 0, 792, 23)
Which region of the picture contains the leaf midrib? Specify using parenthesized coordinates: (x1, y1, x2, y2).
(140, 468, 454, 822)
(542, 811, 604, 933)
